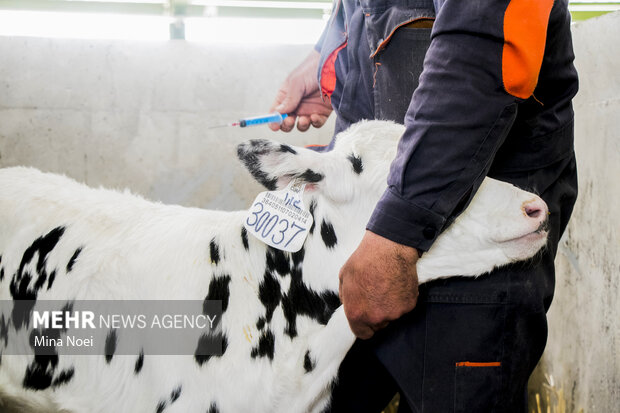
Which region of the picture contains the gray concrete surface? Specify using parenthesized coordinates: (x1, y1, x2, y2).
(0, 38, 334, 209)
(1, 11, 619, 413)
(528, 11, 620, 413)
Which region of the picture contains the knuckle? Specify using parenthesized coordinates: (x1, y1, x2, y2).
(348, 310, 362, 322)
(346, 307, 364, 324)
(367, 309, 387, 326)
(394, 299, 417, 319)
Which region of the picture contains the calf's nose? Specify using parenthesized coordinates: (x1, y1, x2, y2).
(523, 197, 548, 221)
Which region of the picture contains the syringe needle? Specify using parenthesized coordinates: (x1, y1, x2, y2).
(207, 122, 239, 129)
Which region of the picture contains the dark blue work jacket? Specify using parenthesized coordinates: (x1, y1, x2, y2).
(316, 0, 578, 252)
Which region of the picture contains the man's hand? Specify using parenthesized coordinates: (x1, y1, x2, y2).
(339, 231, 420, 339)
(269, 50, 333, 132)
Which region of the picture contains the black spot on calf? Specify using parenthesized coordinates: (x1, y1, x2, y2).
(23, 302, 74, 390)
(23, 354, 59, 390)
(320, 220, 338, 249)
(259, 244, 341, 339)
(23, 318, 65, 390)
(321, 291, 341, 315)
(155, 384, 181, 413)
(66, 247, 82, 273)
(207, 402, 220, 413)
(241, 227, 249, 250)
(209, 239, 221, 265)
(291, 247, 305, 268)
(104, 329, 117, 363)
(251, 330, 275, 360)
(308, 200, 317, 235)
(282, 267, 341, 338)
(258, 270, 281, 323)
(304, 350, 315, 373)
(46, 270, 56, 290)
(156, 400, 167, 413)
(266, 247, 289, 276)
(10, 226, 65, 329)
(51, 367, 75, 388)
(0, 314, 8, 346)
(237, 140, 279, 190)
(279, 144, 297, 154)
(135, 350, 144, 374)
(205, 274, 231, 314)
(17, 227, 65, 288)
(347, 153, 364, 174)
(298, 169, 324, 183)
(33, 270, 48, 291)
(170, 385, 182, 403)
(195, 333, 228, 367)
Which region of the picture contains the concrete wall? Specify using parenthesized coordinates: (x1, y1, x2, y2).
(528, 11, 620, 413)
(1, 11, 619, 413)
(0, 38, 335, 210)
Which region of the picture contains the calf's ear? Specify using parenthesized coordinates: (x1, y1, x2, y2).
(237, 139, 327, 190)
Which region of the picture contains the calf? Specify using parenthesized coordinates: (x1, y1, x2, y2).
(0, 120, 549, 413)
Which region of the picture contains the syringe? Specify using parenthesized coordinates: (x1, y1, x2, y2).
(209, 112, 289, 129)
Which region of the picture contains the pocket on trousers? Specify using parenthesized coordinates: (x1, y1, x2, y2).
(454, 362, 502, 413)
(373, 27, 432, 123)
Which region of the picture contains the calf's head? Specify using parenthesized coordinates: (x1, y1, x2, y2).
(417, 177, 549, 280)
(237, 120, 549, 280)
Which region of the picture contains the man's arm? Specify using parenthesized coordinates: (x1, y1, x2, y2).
(341, 0, 556, 337)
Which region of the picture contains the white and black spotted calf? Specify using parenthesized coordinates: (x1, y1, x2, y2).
(0, 120, 549, 413)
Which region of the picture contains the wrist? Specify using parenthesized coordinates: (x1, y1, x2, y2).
(364, 230, 419, 264)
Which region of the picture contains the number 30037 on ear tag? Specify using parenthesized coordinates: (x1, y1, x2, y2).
(244, 180, 313, 253)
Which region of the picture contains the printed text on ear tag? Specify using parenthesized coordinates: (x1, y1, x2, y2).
(243, 180, 313, 252)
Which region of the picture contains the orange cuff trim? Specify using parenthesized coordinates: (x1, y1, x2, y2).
(320, 41, 347, 99)
(456, 361, 501, 367)
(305, 144, 328, 149)
(502, 0, 554, 99)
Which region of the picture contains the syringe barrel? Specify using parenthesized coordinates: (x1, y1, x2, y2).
(239, 112, 288, 127)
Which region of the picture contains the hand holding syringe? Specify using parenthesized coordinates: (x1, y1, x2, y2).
(213, 53, 332, 132)
(268, 51, 333, 132)
(209, 112, 289, 129)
